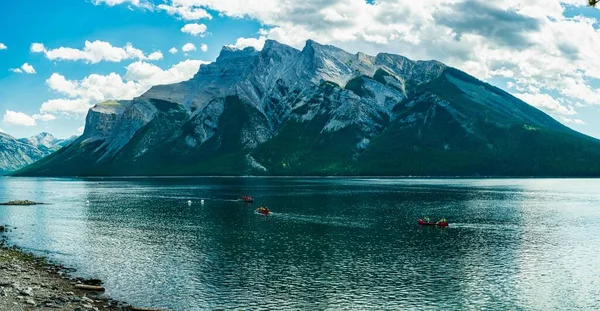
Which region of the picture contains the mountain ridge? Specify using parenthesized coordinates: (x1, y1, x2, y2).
(1, 132, 74, 174)
(14, 40, 600, 177)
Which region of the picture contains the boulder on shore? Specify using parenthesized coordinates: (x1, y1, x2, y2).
(0, 200, 44, 206)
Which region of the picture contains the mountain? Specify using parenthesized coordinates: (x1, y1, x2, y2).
(1, 133, 46, 174)
(0, 132, 75, 174)
(15, 40, 600, 177)
(19, 132, 76, 153)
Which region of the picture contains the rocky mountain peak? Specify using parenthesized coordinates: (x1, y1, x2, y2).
(15, 39, 600, 177)
(217, 45, 259, 62)
(1, 131, 75, 174)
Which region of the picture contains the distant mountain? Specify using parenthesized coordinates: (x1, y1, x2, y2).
(1, 133, 45, 174)
(1, 132, 75, 174)
(18, 132, 76, 153)
(15, 40, 600, 177)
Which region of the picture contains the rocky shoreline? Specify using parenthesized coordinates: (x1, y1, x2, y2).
(0, 229, 165, 311)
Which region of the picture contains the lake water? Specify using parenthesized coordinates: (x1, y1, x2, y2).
(0, 177, 599, 310)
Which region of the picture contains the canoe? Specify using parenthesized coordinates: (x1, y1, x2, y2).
(418, 219, 448, 227)
(255, 208, 272, 216)
(240, 196, 254, 203)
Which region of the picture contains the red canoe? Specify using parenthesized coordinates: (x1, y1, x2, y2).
(240, 196, 254, 203)
(418, 219, 449, 227)
(255, 208, 272, 216)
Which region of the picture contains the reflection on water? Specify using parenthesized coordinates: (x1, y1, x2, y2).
(0, 177, 599, 310)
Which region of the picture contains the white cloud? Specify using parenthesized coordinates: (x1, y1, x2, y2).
(147, 51, 164, 61)
(157, 3, 212, 20)
(169, 47, 178, 54)
(181, 23, 208, 36)
(77, 126, 85, 135)
(125, 59, 210, 86)
(0, 43, 6, 50)
(42, 59, 210, 115)
(30, 43, 45, 53)
(182, 43, 196, 52)
(40, 99, 94, 115)
(200, 43, 208, 52)
(10, 63, 36, 74)
(560, 117, 585, 125)
(46, 73, 144, 110)
(21, 63, 36, 74)
(514, 93, 576, 116)
(31, 41, 163, 64)
(33, 114, 57, 121)
(91, 0, 153, 9)
(3, 111, 37, 127)
(229, 37, 266, 50)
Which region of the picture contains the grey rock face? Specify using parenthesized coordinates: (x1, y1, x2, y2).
(17, 39, 586, 177)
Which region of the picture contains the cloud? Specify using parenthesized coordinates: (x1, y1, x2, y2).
(0, 43, 6, 50)
(40, 99, 94, 115)
(146, 51, 164, 61)
(200, 44, 208, 52)
(157, 3, 212, 20)
(46, 73, 144, 111)
(91, 0, 153, 10)
(124, 59, 210, 86)
(77, 126, 85, 135)
(182, 43, 196, 52)
(30, 43, 45, 53)
(181, 23, 208, 36)
(10, 63, 36, 74)
(33, 114, 57, 121)
(229, 37, 266, 50)
(560, 117, 585, 125)
(513, 92, 576, 116)
(42, 59, 210, 115)
(169, 47, 178, 54)
(31, 41, 163, 64)
(3, 111, 37, 127)
(434, 0, 541, 48)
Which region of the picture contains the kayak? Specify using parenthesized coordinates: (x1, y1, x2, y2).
(418, 219, 448, 227)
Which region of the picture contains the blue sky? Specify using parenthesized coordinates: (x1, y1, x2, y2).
(1, 0, 599, 139)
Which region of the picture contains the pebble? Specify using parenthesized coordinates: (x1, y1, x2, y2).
(25, 298, 36, 305)
(82, 296, 94, 303)
(20, 287, 33, 296)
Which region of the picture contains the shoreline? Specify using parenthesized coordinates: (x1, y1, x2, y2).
(0, 229, 163, 311)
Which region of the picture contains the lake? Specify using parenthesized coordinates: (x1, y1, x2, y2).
(0, 177, 599, 310)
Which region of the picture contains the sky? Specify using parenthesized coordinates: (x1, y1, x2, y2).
(0, 0, 599, 139)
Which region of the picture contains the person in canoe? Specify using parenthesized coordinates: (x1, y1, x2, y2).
(424, 216, 431, 223)
(256, 206, 271, 215)
(241, 196, 254, 203)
